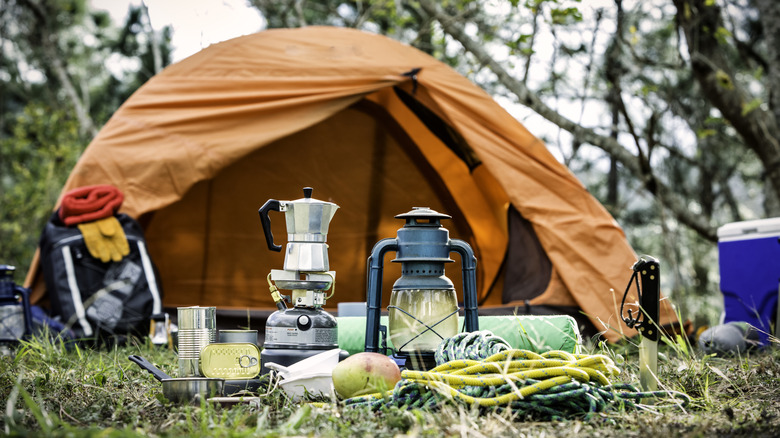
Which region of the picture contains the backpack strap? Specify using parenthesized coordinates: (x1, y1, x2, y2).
(60, 245, 93, 336)
(136, 240, 162, 314)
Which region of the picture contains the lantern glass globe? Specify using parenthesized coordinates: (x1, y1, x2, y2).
(388, 288, 458, 353)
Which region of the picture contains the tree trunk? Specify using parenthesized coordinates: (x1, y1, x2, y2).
(673, 0, 780, 217)
(755, 0, 780, 214)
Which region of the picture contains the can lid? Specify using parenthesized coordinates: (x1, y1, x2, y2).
(200, 343, 261, 379)
(717, 217, 780, 241)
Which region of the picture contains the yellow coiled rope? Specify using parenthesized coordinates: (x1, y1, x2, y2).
(355, 349, 620, 406)
(335, 332, 689, 420)
(342, 348, 689, 418)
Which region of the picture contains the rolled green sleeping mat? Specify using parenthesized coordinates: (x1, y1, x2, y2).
(336, 314, 582, 356)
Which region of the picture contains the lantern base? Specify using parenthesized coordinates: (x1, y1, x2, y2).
(393, 351, 437, 371)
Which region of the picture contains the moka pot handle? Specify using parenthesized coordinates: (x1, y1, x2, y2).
(258, 199, 282, 252)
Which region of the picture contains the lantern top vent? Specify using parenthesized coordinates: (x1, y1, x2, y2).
(395, 207, 451, 227)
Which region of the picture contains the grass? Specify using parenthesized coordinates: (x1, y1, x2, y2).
(1, 332, 779, 437)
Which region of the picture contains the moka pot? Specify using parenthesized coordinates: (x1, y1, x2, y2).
(258, 187, 339, 273)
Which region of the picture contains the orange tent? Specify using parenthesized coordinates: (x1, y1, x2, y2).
(25, 26, 678, 342)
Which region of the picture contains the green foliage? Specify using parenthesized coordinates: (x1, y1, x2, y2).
(714, 26, 731, 44)
(741, 98, 763, 116)
(715, 70, 734, 90)
(696, 128, 717, 139)
(0, 104, 85, 274)
(506, 33, 535, 56)
(549, 6, 582, 25)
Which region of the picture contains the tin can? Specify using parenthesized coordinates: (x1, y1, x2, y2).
(200, 343, 261, 379)
(218, 329, 258, 345)
(177, 306, 216, 377)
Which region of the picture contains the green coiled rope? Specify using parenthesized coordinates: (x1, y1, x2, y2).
(435, 330, 512, 364)
(340, 331, 690, 420)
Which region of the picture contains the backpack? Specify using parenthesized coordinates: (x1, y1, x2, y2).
(38, 212, 163, 342)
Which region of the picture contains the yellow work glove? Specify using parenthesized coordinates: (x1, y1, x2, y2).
(77, 217, 130, 263)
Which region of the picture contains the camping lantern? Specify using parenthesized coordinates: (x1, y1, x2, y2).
(364, 207, 479, 370)
(0, 265, 33, 351)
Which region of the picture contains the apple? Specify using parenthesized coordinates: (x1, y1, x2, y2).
(331, 352, 402, 399)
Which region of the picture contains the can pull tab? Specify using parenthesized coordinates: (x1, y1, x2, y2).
(239, 355, 259, 368)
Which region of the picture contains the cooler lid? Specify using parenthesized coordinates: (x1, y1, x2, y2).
(717, 217, 780, 241)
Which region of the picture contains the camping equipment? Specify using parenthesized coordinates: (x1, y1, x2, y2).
(620, 256, 660, 391)
(58, 185, 129, 263)
(149, 312, 172, 347)
(38, 210, 163, 341)
(200, 342, 261, 379)
(698, 321, 762, 356)
(265, 348, 340, 380)
(76, 217, 130, 263)
(341, 332, 690, 420)
(58, 184, 123, 226)
(338, 314, 582, 355)
(717, 217, 780, 344)
(207, 396, 263, 407)
(276, 371, 333, 401)
(365, 207, 478, 370)
(218, 329, 258, 345)
(433, 330, 512, 363)
(259, 188, 344, 373)
(265, 349, 340, 401)
(24, 26, 682, 343)
(177, 306, 216, 377)
(338, 302, 367, 317)
(0, 265, 33, 348)
(128, 354, 224, 404)
(223, 378, 262, 394)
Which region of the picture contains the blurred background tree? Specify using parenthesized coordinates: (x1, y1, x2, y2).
(0, 0, 172, 275)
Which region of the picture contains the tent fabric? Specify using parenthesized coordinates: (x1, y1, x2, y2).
(25, 26, 678, 343)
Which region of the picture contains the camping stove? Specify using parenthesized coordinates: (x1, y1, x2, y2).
(257, 188, 344, 373)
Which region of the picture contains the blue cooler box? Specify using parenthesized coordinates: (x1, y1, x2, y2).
(717, 218, 780, 345)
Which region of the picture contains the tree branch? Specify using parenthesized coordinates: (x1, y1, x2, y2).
(141, 1, 162, 75)
(416, 0, 717, 241)
(18, 0, 97, 139)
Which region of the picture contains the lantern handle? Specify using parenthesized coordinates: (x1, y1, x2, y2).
(365, 238, 398, 353)
(450, 239, 479, 333)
